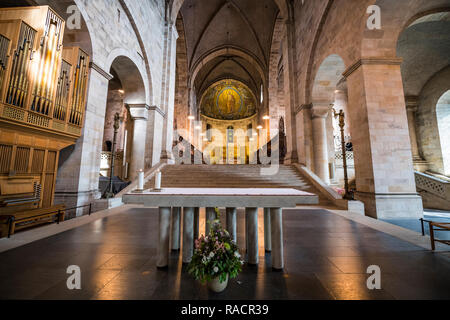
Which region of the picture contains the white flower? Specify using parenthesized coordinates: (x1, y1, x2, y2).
(213, 266, 219, 273)
(234, 251, 241, 258)
(209, 252, 215, 259)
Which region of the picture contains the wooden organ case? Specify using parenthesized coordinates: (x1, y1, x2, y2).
(0, 6, 90, 214)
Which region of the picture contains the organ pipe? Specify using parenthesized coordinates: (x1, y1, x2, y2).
(0, 6, 90, 137)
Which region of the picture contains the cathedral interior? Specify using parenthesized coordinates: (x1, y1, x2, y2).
(0, 0, 449, 302)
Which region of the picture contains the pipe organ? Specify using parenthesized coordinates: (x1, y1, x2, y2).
(0, 6, 90, 213)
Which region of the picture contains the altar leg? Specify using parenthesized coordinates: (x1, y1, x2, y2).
(183, 207, 194, 264)
(264, 208, 272, 252)
(246, 207, 259, 265)
(226, 207, 237, 243)
(157, 207, 171, 268)
(205, 207, 216, 235)
(270, 208, 284, 270)
(194, 207, 199, 242)
(171, 207, 181, 251)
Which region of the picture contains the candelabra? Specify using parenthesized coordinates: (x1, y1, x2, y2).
(105, 112, 120, 199)
(332, 108, 353, 200)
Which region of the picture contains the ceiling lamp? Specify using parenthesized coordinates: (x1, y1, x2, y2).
(188, 115, 195, 120)
(263, 115, 270, 120)
(257, 125, 263, 130)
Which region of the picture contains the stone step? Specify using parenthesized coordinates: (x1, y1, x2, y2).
(143, 164, 334, 206)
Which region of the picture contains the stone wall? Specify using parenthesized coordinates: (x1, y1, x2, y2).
(54, 0, 169, 213)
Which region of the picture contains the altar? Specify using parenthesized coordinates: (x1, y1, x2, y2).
(122, 188, 318, 270)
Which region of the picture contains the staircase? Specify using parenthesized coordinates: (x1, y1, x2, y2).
(145, 164, 334, 206)
(415, 171, 450, 211)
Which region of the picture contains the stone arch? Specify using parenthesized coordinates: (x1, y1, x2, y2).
(361, 1, 450, 57)
(309, 54, 347, 185)
(117, 0, 154, 106)
(311, 54, 346, 104)
(268, 14, 286, 135)
(190, 47, 266, 95)
(106, 50, 148, 105)
(436, 90, 450, 176)
(417, 66, 450, 176)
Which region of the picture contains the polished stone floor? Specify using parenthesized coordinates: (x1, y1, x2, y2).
(0, 207, 449, 300)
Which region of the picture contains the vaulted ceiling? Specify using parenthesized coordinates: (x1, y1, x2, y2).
(397, 12, 450, 97)
(179, 0, 280, 97)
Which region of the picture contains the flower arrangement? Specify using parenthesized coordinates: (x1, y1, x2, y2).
(188, 208, 243, 286)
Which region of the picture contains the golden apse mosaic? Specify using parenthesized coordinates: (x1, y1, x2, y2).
(200, 80, 257, 121)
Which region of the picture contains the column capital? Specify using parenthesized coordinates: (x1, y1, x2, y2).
(128, 104, 150, 120)
(311, 103, 332, 119)
(343, 57, 403, 78)
(405, 96, 419, 112)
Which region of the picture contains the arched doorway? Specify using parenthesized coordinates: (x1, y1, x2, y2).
(310, 54, 350, 186)
(437, 90, 450, 176)
(100, 55, 147, 195)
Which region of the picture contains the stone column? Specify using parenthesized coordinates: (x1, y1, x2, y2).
(146, 106, 165, 168)
(281, 19, 299, 164)
(182, 207, 194, 263)
(205, 207, 216, 235)
(311, 104, 331, 184)
(246, 208, 259, 265)
(194, 207, 200, 241)
(160, 23, 178, 164)
(157, 207, 171, 268)
(54, 62, 112, 214)
(171, 207, 181, 251)
(128, 104, 149, 181)
(270, 208, 284, 270)
(264, 208, 271, 252)
(405, 96, 428, 172)
(226, 207, 237, 243)
(344, 58, 423, 219)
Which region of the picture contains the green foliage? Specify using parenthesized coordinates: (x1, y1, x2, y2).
(188, 208, 243, 284)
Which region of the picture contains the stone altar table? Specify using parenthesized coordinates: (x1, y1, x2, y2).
(122, 188, 318, 270)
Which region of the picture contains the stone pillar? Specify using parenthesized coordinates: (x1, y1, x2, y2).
(264, 208, 271, 252)
(54, 62, 112, 215)
(194, 207, 200, 241)
(205, 207, 216, 235)
(226, 207, 237, 243)
(282, 19, 299, 164)
(128, 104, 149, 181)
(145, 106, 165, 168)
(344, 58, 423, 219)
(182, 207, 194, 263)
(311, 104, 331, 184)
(270, 208, 284, 270)
(157, 207, 171, 268)
(246, 208, 259, 265)
(171, 207, 181, 251)
(405, 96, 428, 172)
(160, 23, 178, 164)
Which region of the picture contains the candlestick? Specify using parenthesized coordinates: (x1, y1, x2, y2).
(155, 170, 162, 190)
(138, 169, 144, 191)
